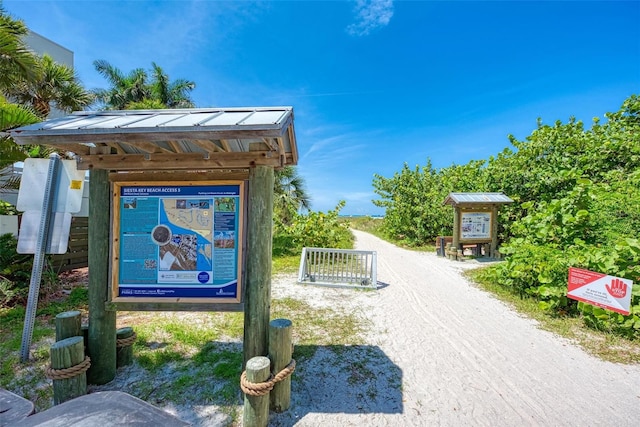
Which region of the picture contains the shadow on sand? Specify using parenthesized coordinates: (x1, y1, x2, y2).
(269, 343, 403, 426)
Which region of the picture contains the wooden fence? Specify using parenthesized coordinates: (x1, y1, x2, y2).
(50, 217, 88, 272)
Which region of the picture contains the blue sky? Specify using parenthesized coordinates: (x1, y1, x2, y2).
(4, 0, 640, 215)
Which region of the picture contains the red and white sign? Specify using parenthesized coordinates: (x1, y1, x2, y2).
(567, 267, 633, 315)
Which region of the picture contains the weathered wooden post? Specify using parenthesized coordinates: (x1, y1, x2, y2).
(48, 336, 88, 405)
(452, 207, 461, 259)
(87, 168, 116, 385)
(490, 205, 499, 258)
(55, 311, 81, 341)
(243, 356, 271, 427)
(269, 318, 293, 412)
(116, 327, 135, 367)
(243, 165, 274, 366)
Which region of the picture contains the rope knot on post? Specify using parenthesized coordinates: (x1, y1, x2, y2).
(45, 356, 91, 380)
(240, 359, 296, 396)
(116, 331, 137, 348)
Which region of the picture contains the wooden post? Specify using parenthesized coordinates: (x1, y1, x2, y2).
(243, 356, 271, 427)
(55, 311, 81, 341)
(81, 324, 89, 355)
(87, 168, 116, 385)
(50, 336, 86, 405)
(269, 318, 292, 412)
(452, 207, 460, 258)
(116, 327, 134, 368)
(490, 205, 499, 258)
(243, 166, 274, 366)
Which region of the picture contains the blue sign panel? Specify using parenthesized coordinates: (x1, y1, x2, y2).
(113, 181, 243, 302)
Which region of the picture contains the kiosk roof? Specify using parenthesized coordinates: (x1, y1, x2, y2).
(443, 192, 513, 206)
(9, 107, 297, 171)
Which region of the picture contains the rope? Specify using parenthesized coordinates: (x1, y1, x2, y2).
(240, 359, 296, 397)
(116, 332, 137, 348)
(45, 356, 91, 380)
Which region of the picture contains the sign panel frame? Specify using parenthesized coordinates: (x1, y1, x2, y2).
(459, 211, 492, 242)
(111, 180, 245, 307)
(567, 267, 633, 315)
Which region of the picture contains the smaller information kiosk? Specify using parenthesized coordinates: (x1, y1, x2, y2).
(442, 192, 513, 259)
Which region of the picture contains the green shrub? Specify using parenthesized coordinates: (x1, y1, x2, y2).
(273, 201, 353, 256)
(0, 233, 33, 306)
(0, 233, 59, 308)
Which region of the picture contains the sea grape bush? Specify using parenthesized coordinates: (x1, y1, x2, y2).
(272, 201, 352, 256)
(374, 94, 640, 337)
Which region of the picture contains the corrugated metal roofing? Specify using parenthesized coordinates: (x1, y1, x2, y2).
(8, 107, 298, 171)
(12, 107, 292, 133)
(443, 192, 513, 206)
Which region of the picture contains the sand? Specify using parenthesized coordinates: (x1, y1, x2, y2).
(267, 230, 640, 426)
(93, 229, 640, 425)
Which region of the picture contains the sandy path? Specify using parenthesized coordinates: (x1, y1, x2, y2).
(269, 230, 640, 426)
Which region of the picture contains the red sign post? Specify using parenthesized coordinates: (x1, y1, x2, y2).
(567, 267, 633, 315)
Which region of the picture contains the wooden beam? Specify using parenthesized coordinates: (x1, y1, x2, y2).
(287, 125, 298, 164)
(166, 140, 184, 153)
(41, 142, 91, 155)
(13, 128, 288, 145)
(262, 137, 279, 152)
(189, 139, 224, 153)
(109, 170, 250, 182)
(219, 139, 231, 151)
(77, 152, 279, 171)
(108, 302, 244, 312)
(105, 143, 125, 154)
(118, 140, 173, 154)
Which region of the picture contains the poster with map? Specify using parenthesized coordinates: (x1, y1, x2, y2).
(460, 212, 492, 240)
(112, 181, 244, 302)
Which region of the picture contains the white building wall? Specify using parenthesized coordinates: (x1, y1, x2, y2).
(24, 31, 75, 118)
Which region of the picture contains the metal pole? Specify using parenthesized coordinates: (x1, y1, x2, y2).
(20, 154, 61, 361)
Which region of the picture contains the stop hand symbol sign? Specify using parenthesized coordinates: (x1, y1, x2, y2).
(606, 278, 627, 299)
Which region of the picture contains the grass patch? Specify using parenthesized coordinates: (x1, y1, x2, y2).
(272, 254, 300, 275)
(467, 268, 640, 364)
(1, 255, 371, 422)
(345, 216, 436, 252)
(272, 296, 368, 362)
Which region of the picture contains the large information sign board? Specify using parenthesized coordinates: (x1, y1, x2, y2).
(567, 267, 633, 315)
(112, 181, 244, 304)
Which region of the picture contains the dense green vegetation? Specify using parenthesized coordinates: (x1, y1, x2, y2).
(273, 200, 353, 256)
(373, 94, 640, 337)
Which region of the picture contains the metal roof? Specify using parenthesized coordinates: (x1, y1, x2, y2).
(443, 192, 514, 206)
(8, 107, 297, 171)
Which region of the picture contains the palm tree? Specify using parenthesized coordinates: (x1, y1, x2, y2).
(6, 54, 93, 118)
(0, 5, 38, 93)
(274, 166, 311, 225)
(0, 8, 40, 173)
(92, 60, 195, 110)
(150, 62, 195, 108)
(0, 95, 39, 169)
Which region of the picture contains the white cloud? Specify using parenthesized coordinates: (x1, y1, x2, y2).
(346, 0, 394, 36)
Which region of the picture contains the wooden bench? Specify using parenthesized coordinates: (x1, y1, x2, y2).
(0, 388, 35, 425)
(13, 390, 188, 426)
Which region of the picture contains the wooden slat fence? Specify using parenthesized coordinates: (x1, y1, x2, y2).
(50, 217, 88, 272)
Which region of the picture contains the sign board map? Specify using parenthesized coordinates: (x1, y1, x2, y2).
(567, 267, 633, 315)
(112, 181, 244, 303)
(460, 212, 491, 240)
